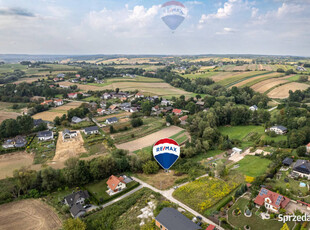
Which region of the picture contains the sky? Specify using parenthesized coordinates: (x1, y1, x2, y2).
(0, 0, 310, 56)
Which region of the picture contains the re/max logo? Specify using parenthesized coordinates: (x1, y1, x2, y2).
(156, 146, 177, 152)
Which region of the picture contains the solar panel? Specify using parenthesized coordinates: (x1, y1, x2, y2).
(276, 195, 283, 205)
(260, 188, 268, 196)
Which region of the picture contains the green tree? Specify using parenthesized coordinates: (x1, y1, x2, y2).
(142, 160, 159, 174)
(13, 167, 36, 196)
(166, 115, 173, 124)
(63, 218, 86, 230)
(296, 146, 307, 157)
(131, 118, 143, 127)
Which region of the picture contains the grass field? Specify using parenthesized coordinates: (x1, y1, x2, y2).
(233, 73, 285, 88)
(173, 177, 239, 213)
(219, 71, 273, 87)
(228, 197, 295, 230)
(233, 156, 271, 177)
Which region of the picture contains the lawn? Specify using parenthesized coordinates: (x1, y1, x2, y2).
(28, 137, 56, 164)
(233, 156, 271, 177)
(228, 197, 295, 230)
(173, 177, 239, 213)
(218, 125, 265, 148)
(85, 179, 139, 204)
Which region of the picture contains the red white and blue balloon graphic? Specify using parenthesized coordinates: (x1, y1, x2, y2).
(161, 1, 187, 31)
(153, 138, 180, 170)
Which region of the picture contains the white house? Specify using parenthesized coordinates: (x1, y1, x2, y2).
(105, 117, 118, 125)
(83, 126, 99, 135)
(106, 175, 127, 195)
(267, 125, 288, 135)
(249, 105, 258, 111)
(54, 99, 63, 107)
(231, 147, 242, 155)
(37, 131, 54, 141)
(62, 129, 78, 141)
(161, 99, 171, 106)
(293, 160, 310, 179)
(307, 143, 310, 153)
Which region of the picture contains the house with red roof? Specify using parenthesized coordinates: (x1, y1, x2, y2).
(205, 224, 216, 230)
(254, 188, 290, 213)
(54, 99, 63, 107)
(68, 92, 82, 99)
(172, 109, 183, 116)
(179, 115, 188, 125)
(97, 108, 105, 115)
(135, 92, 144, 98)
(306, 143, 310, 153)
(106, 175, 127, 195)
(40, 100, 53, 106)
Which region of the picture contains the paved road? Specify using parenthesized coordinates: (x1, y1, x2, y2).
(101, 185, 143, 208)
(132, 176, 224, 230)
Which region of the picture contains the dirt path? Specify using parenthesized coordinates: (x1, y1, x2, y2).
(0, 199, 62, 230)
(115, 126, 184, 152)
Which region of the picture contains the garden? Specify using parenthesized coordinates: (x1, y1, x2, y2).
(232, 155, 271, 177)
(28, 137, 57, 164)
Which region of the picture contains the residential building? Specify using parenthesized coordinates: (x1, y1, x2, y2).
(307, 143, 310, 153)
(196, 101, 205, 108)
(135, 92, 144, 98)
(155, 207, 202, 230)
(105, 117, 118, 125)
(37, 131, 54, 141)
(63, 190, 89, 218)
(249, 105, 258, 111)
(33, 119, 44, 127)
(2, 136, 27, 149)
(231, 147, 242, 155)
(40, 100, 53, 106)
(106, 175, 127, 195)
(83, 126, 99, 135)
(293, 160, 310, 179)
(179, 115, 188, 125)
(68, 92, 78, 99)
(282, 157, 293, 167)
(254, 188, 290, 213)
(71, 116, 83, 124)
(97, 108, 105, 115)
(268, 126, 288, 135)
(161, 99, 171, 106)
(172, 109, 183, 116)
(54, 99, 63, 107)
(102, 92, 111, 100)
(62, 129, 78, 141)
(206, 225, 216, 230)
(129, 107, 138, 113)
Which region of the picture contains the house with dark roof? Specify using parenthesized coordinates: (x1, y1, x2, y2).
(293, 160, 310, 179)
(71, 116, 83, 124)
(254, 188, 290, 213)
(2, 136, 27, 149)
(282, 157, 293, 167)
(268, 125, 288, 135)
(62, 129, 77, 141)
(37, 131, 54, 141)
(34, 119, 44, 127)
(83, 126, 99, 135)
(105, 117, 118, 125)
(249, 105, 258, 111)
(63, 190, 89, 218)
(155, 207, 201, 230)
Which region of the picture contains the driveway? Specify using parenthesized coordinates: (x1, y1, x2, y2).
(286, 201, 310, 215)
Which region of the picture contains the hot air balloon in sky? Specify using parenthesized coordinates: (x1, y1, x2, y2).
(153, 138, 180, 171)
(161, 1, 187, 31)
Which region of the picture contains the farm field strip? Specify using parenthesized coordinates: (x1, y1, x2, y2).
(222, 71, 273, 88)
(267, 82, 309, 99)
(250, 75, 292, 93)
(233, 72, 284, 88)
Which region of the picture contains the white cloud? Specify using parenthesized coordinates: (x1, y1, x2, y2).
(216, 27, 238, 35)
(251, 7, 258, 18)
(276, 3, 303, 17)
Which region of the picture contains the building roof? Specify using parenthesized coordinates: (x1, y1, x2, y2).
(107, 175, 124, 191)
(254, 188, 290, 209)
(155, 208, 201, 230)
(37, 130, 53, 138)
(271, 125, 287, 131)
(282, 157, 293, 166)
(293, 160, 310, 175)
(307, 142, 310, 147)
(172, 109, 182, 114)
(179, 115, 188, 121)
(84, 126, 99, 133)
(71, 116, 82, 123)
(106, 117, 118, 123)
(206, 224, 216, 230)
(34, 119, 44, 126)
(70, 204, 86, 218)
(64, 190, 89, 207)
(250, 105, 258, 109)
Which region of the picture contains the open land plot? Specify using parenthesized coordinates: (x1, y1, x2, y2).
(101, 82, 191, 97)
(228, 197, 295, 230)
(250, 75, 291, 93)
(232, 72, 284, 88)
(210, 72, 246, 82)
(182, 72, 218, 79)
(0, 151, 33, 179)
(233, 155, 271, 177)
(96, 112, 131, 122)
(32, 102, 82, 121)
(218, 125, 264, 140)
(106, 76, 163, 83)
(0, 199, 62, 230)
(12, 77, 47, 84)
(267, 82, 309, 99)
(115, 126, 184, 152)
(135, 170, 188, 190)
(173, 177, 239, 214)
(0, 111, 20, 123)
(59, 81, 103, 91)
(53, 131, 86, 162)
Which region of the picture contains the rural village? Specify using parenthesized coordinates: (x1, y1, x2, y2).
(0, 55, 309, 230)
